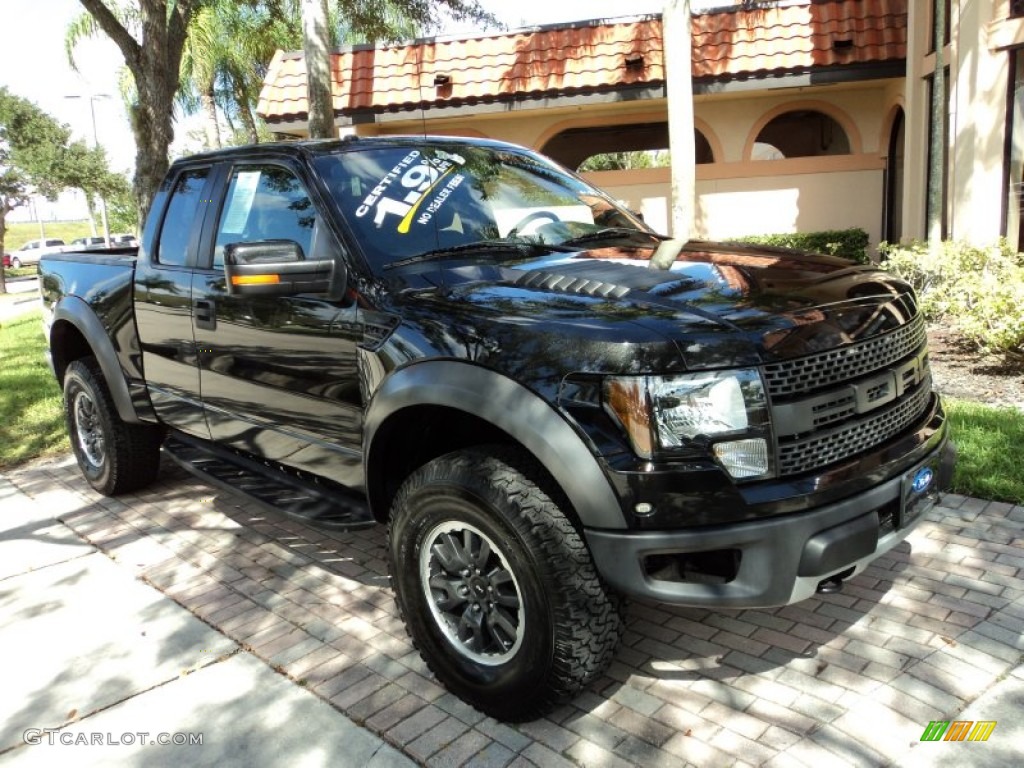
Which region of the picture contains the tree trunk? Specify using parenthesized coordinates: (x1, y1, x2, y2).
(302, 0, 335, 139)
(77, 0, 194, 224)
(202, 84, 222, 149)
(232, 76, 260, 144)
(927, 0, 947, 246)
(85, 194, 98, 236)
(131, 79, 176, 224)
(0, 209, 8, 294)
(240, 103, 260, 144)
(664, 0, 696, 241)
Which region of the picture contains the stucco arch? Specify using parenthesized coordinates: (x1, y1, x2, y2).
(536, 114, 723, 167)
(534, 112, 668, 154)
(693, 117, 724, 164)
(743, 100, 864, 160)
(879, 99, 907, 159)
(380, 126, 488, 139)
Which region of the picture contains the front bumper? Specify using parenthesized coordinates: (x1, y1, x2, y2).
(585, 431, 955, 608)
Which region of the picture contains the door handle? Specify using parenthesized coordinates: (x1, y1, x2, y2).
(194, 299, 216, 331)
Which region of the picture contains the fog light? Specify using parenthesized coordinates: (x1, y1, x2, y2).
(713, 438, 768, 479)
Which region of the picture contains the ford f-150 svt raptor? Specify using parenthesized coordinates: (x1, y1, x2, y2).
(40, 136, 954, 721)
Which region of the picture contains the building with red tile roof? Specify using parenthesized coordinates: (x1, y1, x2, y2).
(259, 1, 906, 125)
(257, 0, 1024, 253)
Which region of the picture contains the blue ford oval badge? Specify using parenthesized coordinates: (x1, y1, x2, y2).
(912, 467, 934, 494)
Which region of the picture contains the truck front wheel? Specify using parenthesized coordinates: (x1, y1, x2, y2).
(64, 358, 163, 495)
(388, 447, 623, 721)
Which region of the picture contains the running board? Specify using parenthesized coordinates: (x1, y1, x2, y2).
(164, 434, 376, 530)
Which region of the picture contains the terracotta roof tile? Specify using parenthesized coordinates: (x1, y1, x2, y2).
(259, 0, 906, 122)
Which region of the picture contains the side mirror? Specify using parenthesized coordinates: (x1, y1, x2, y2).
(224, 240, 338, 296)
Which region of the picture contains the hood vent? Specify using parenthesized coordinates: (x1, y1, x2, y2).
(513, 260, 684, 299)
(514, 271, 631, 299)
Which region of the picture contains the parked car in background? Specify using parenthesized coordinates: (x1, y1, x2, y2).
(109, 233, 139, 247)
(9, 238, 66, 268)
(70, 236, 108, 251)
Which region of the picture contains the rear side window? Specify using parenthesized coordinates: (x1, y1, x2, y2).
(157, 168, 210, 266)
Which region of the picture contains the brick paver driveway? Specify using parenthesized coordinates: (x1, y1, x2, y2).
(7, 455, 1023, 767)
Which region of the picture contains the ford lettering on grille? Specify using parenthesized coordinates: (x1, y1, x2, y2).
(774, 350, 929, 438)
(769, 326, 934, 477)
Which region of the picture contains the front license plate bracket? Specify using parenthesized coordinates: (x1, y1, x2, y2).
(898, 458, 940, 529)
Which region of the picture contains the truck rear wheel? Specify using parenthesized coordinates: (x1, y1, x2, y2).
(64, 358, 163, 495)
(388, 446, 623, 721)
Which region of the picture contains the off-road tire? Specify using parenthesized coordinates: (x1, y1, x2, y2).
(64, 357, 163, 495)
(388, 446, 623, 721)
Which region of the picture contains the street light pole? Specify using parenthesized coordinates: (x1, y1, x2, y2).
(66, 94, 111, 246)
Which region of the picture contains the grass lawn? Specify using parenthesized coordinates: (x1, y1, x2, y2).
(945, 399, 1024, 504)
(3, 220, 94, 252)
(0, 309, 68, 468)
(2, 266, 38, 280)
(0, 306, 1021, 505)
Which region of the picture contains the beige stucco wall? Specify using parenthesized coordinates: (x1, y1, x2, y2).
(363, 83, 898, 247)
(950, 0, 1009, 245)
(902, 0, 1015, 246)
(367, 100, 670, 151)
(584, 161, 884, 244)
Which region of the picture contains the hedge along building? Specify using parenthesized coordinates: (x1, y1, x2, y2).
(256, 0, 1024, 252)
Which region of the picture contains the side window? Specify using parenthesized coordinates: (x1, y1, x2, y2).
(157, 168, 210, 267)
(214, 165, 316, 268)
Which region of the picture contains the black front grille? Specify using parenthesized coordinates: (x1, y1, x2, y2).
(776, 381, 932, 476)
(763, 315, 926, 398)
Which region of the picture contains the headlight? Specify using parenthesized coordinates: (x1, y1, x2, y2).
(604, 370, 772, 480)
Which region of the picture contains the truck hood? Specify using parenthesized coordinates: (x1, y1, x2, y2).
(397, 241, 919, 372)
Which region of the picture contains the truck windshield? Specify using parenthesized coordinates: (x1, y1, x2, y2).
(312, 144, 653, 273)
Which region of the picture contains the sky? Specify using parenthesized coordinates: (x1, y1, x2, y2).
(0, 0, 681, 221)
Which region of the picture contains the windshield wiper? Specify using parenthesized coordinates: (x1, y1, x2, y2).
(558, 227, 669, 248)
(384, 239, 572, 271)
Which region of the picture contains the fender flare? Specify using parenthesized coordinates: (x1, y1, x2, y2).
(364, 361, 627, 530)
(52, 296, 141, 424)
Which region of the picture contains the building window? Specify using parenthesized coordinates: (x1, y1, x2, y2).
(929, 0, 952, 52)
(540, 122, 714, 171)
(1004, 51, 1024, 249)
(926, 71, 950, 239)
(884, 107, 906, 243)
(752, 110, 851, 160)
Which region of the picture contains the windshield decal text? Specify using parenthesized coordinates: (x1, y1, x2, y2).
(354, 150, 421, 222)
(413, 173, 466, 229)
(354, 150, 467, 232)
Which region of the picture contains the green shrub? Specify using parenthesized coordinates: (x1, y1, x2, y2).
(733, 228, 870, 263)
(879, 239, 1024, 354)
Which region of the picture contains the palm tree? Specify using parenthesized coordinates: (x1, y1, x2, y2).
(68, 0, 494, 218)
(664, 0, 695, 242)
(301, 1, 494, 138)
(178, 5, 223, 148)
(302, 0, 333, 138)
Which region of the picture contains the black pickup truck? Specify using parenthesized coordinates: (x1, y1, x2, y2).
(40, 136, 954, 721)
